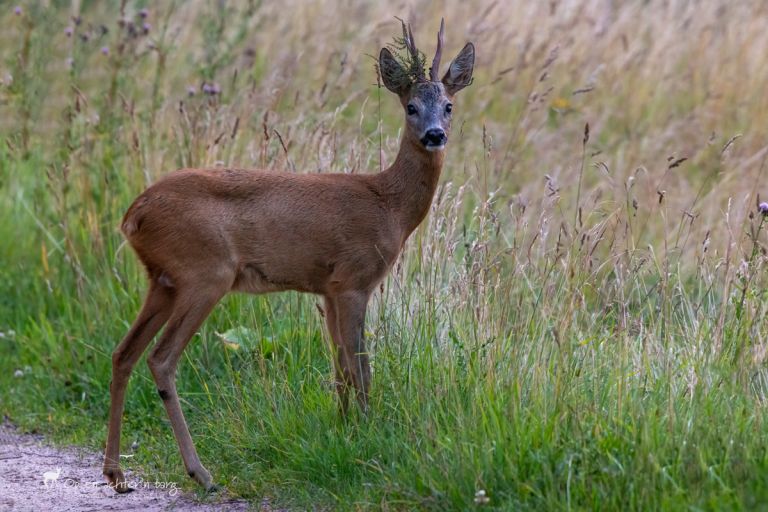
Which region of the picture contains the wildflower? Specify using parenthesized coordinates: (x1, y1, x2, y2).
(101, 46, 109, 56)
(65, 57, 74, 69)
(139, 8, 149, 19)
(551, 97, 571, 110)
(759, 202, 768, 216)
(14, 369, 23, 378)
(14, 6, 22, 16)
(203, 82, 221, 96)
(474, 489, 490, 505)
(737, 259, 749, 280)
(65, 26, 73, 37)
(187, 85, 196, 97)
(142, 22, 151, 34)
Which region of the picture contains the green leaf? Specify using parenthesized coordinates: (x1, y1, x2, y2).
(216, 326, 274, 357)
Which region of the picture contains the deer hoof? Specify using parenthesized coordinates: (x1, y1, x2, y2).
(188, 466, 215, 490)
(104, 467, 133, 493)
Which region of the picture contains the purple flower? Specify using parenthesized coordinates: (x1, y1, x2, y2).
(139, 8, 149, 19)
(13, 6, 22, 15)
(65, 26, 73, 37)
(142, 22, 151, 34)
(759, 202, 768, 216)
(187, 85, 196, 97)
(202, 83, 221, 96)
(100, 46, 109, 56)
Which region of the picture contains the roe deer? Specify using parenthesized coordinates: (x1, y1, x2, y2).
(103, 19, 474, 492)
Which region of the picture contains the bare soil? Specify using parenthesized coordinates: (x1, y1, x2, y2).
(0, 422, 256, 511)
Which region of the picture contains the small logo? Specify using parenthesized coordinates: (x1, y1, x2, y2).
(42, 467, 62, 486)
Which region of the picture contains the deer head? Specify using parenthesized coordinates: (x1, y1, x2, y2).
(379, 18, 475, 152)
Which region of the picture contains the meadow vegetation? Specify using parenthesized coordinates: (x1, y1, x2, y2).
(1, 0, 768, 509)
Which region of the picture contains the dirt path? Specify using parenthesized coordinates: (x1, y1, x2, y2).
(0, 423, 256, 511)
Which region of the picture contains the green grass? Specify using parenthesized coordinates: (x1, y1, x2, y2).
(2, 1, 768, 510)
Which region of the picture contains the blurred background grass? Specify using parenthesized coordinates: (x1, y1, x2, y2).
(1, 0, 768, 510)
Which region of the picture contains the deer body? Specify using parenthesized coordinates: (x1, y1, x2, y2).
(123, 143, 442, 298)
(104, 19, 474, 493)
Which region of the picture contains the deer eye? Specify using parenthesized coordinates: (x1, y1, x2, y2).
(445, 103, 453, 114)
(407, 104, 418, 116)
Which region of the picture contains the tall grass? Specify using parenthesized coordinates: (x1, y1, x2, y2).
(1, 0, 768, 509)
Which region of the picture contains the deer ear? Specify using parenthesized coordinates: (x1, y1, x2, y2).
(442, 42, 475, 96)
(379, 48, 411, 96)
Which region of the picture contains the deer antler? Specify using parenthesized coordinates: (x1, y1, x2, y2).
(397, 17, 425, 81)
(429, 18, 445, 82)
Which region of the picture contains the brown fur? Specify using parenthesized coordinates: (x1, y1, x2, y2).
(103, 24, 474, 493)
(121, 147, 441, 297)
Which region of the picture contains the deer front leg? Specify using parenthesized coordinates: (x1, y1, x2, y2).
(331, 291, 371, 413)
(146, 286, 225, 491)
(324, 296, 350, 415)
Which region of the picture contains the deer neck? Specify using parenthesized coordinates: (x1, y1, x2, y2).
(380, 136, 445, 238)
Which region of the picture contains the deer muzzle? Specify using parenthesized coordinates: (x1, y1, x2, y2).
(421, 128, 447, 151)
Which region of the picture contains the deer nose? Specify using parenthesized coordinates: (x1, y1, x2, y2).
(422, 128, 447, 147)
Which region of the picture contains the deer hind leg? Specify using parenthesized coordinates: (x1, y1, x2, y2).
(104, 281, 174, 492)
(330, 291, 371, 413)
(146, 282, 228, 491)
